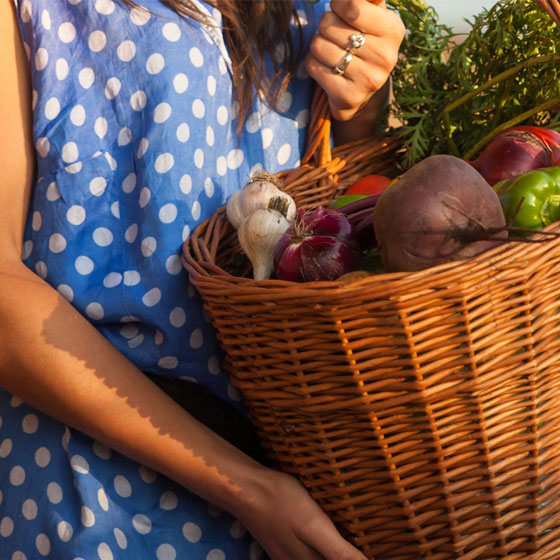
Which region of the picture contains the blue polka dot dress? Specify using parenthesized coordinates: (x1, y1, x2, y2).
(1, 0, 328, 558)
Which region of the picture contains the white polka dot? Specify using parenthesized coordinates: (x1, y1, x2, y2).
(36, 534, 51, 556)
(94, 117, 108, 139)
(142, 287, 162, 307)
(32, 212, 42, 231)
(86, 302, 105, 320)
(155, 153, 174, 173)
(176, 123, 190, 143)
(157, 544, 177, 560)
(206, 127, 215, 147)
(0, 439, 12, 458)
(165, 255, 182, 275)
(45, 97, 61, 120)
(169, 307, 187, 327)
(194, 149, 204, 169)
(36, 137, 50, 158)
(217, 105, 228, 125)
(139, 187, 151, 208)
(296, 108, 310, 129)
(227, 149, 244, 169)
(119, 175, 136, 196)
(20, 0, 32, 22)
(207, 549, 226, 560)
(117, 40, 136, 62)
(114, 475, 132, 498)
(93, 227, 113, 246)
(245, 112, 262, 134)
(70, 104, 86, 126)
(137, 138, 149, 159)
(159, 203, 177, 224)
(35, 48, 49, 71)
(162, 22, 181, 41)
(262, 128, 273, 149)
(130, 7, 151, 25)
(132, 514, 152, 535)
(22, 499, 38, 520)
(35, 447, 51, 467)
(62, 427, 71, 451)
(183, 522, 202, 543)
(22, 414, 39, 434)
(98, 542, 113, 560)
(56, 58, 69, 80)
(0, 517, 14, 537)
(105, 77, 121, 99)
(204, 177, 215, 197)
(278, 91, 292, 112)
(62, 142, 79, 163)
(154, 330, 164, 345)
(216, 156, 227, 176)
(124, 270, 141, 286)
(139, 465, 157, 483)
(192, 99, 205, 118)
(277, 143, 291, 165)
(79, 67, 95, 89)
(89, 30, 107, 52)
(57, 520, 73, 542)
(58, 22, 76, 43)
(250, 541, 265, 560)
(81, 506, 95, 527)
(111, 201, 120, 218)
(189, 47, 204, 67)
(124, 224, 138, 244)
(22, 240, 33, 260)
(98, 488, 109, 511)
(173, 73, 188, 93)
(154, 103, 172, 123)
(41, 8, 51, 29)
(35, 261, 47, 279)
(128, 333, 144, 349)
(114, 528, 127, 549)
(118, 127, 132, 146)
(120, 324, 139, 340)
(75, 256, 94, 275)
(64, 161, 82, 174)
(10, 465, 25, 486)
(146, 53, 165, 74)
(11, 552, 27, 560)
(191, 201, 201, 221)
(67, 205, 86, 225)
(159, 491, 178, 511)
(57, 284, 74, 302)
(228, 383, 242, 402)
(93, 441, 112, 459)
(71, 455, 90, 474)
(190, 329, 204, 349)
(130, 91, 147, 111)
(46, 182, 61, 201)
(103, 272, 122, 288)
(208, 355, 221, 375)
(89, 176, 107, 196)
(95, 0, 115, 15)
(218, 56, 227, 74)
(47, 482, 63, 503)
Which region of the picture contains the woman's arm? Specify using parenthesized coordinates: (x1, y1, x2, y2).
(0, 4, 366, 559)
(306, 0, 405, 144)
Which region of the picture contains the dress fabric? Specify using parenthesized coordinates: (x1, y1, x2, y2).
(1, 0, 327, 558)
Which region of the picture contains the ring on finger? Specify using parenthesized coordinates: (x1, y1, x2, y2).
(348, 32, 365, 50)
(332, 50, 353, 76)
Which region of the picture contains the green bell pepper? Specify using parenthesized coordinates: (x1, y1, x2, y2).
(493, 166, 560, 233)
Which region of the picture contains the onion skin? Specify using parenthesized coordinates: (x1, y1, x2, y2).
(470, 130, 552, 186)
(274, 206, 359, 282)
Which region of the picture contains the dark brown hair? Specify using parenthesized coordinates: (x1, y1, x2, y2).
(121, 0, 305, 135)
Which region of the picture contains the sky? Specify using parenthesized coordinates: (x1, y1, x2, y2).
(428, 1, 497, 32)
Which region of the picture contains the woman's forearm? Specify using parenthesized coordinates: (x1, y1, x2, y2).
(331, 77, 391, 146)
(0, 261, 267, 517)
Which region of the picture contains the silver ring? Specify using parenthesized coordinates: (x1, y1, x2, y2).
(349, 32, 365, 50)
(332, 50, 353, 76)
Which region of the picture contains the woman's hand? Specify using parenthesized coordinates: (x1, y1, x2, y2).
(305, 0, 405, 122)
(233, 467, 368, 560)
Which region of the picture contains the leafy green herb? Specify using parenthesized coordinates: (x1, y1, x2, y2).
(385, 0, 560, 166)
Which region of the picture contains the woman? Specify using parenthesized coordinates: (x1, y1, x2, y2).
(0, 0, 404, 558)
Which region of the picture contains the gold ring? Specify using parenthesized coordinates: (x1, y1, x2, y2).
(332, 50, 353, 76)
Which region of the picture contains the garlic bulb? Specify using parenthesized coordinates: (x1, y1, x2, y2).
(237, 197, 291, 281)
(226, 171, 296, 229)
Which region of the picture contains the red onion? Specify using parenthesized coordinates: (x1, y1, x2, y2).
(469, 129, 552, 185)
(274, 206, 359, 282)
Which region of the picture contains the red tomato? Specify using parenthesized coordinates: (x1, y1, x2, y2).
(345, 174, 392, 196)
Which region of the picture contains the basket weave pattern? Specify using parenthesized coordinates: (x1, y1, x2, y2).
(183, 84, 560, 558)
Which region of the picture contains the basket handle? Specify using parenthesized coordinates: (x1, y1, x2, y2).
(535, 0, 560, 25)
(300, 87, 333, 168)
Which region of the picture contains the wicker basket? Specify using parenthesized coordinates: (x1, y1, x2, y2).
(182, 82, 560, 559)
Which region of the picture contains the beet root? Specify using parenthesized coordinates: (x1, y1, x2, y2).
(373, 154, 507, 272)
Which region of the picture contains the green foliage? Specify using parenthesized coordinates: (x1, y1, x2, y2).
(385, 0, 560, 166)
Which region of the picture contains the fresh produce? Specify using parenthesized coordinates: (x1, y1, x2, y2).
(373, 154, 507, 272)
(226, 170, 296, 229)
(274, 205, 359, 282)
(335, 194, 380, 248)
(493, 166, 560, 233)
(329, 194, 370, 209)
(345, 174, 391, 196)
(238, 197, 292, 280)
(469, 128, 556, 185)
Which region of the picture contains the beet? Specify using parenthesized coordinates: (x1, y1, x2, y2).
(373, 155, 507, 272)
